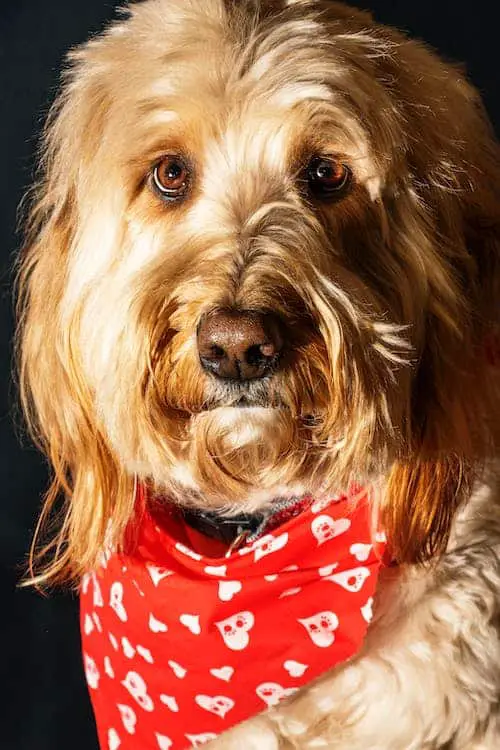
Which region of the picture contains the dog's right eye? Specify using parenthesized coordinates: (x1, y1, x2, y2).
(151, 155, 191, 202)
(305, 156, 352, 201)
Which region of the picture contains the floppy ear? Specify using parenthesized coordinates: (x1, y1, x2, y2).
(16, 46, 135, 587)
(378, 33, 500, 564)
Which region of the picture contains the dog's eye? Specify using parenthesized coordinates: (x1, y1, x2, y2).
(306, 156, 352, 200)
(152, 155, 190, 201)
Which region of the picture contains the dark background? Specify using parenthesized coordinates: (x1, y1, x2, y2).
(1, 2, 498, 749)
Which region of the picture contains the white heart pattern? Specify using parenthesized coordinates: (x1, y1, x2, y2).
(84, 653, 100, 690)
(210, 666, 234, 682)
(311, 495, 341, 513)
(195, 694, 234, 718)
(107, 728, 121, 750)
(298, 611, 339, 648)
(256, 682, 296, 707)
(155, 733, 173, 750)
(204, 564, 227, 577)
(121, 671, 154, 712)
(361, 596, 374, 623)
(175, 542, 202, 561)
(215, 611, 254, 651)
(160, 694, 179, 712)
(283, 659, 308, 678)
(325, 566, 371, 592)
(104, 656, 115, 679)
(350, 542, 372, 562)
(179, 613, 201, 635)
(136, 645, 154, 664)
(84, 613, 94, 635)
(318, 563, 339, 576)
(279, 587, 302, 598)
(117, 704, 136, 735)
(148, 613, 168, 633)
(121, 637, 135, 659)
(218, 580, 242, 602)
(92, 612, 102, 632)
(185, 733, 218, 747)
(311, 515, 351, 545)
(146, 564, 173, 586)
(109, 582, 127, 622)
(168, 660, 187, 679)
(93, 575, 104, 607)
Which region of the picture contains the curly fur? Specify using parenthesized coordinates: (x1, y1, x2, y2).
(15, 0, 500, 747)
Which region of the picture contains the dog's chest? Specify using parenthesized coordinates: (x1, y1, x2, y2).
(80, 492, 386, 749)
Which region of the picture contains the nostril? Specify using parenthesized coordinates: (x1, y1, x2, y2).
(245, 343, 277, 367)
(210, 344, 226, 359)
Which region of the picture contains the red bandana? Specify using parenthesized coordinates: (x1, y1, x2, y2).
(80, 486, 387, 750)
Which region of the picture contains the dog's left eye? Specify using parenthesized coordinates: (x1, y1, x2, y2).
(151, 155, 190, 201)
(305, 156, 352, 200)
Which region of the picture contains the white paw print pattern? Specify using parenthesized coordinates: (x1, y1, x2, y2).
(215, 611, 255, 651)
(121, 671, 154, 712)
(298, 611, 339, 647)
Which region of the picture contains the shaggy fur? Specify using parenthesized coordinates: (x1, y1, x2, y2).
(16, 0, 500, 747)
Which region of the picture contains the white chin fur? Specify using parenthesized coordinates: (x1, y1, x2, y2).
(208, 405, 277, 449)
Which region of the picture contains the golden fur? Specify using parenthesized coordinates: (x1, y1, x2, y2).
(16, 0, 500, 590)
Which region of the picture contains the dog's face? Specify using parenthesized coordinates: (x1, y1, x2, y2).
(18, 0, 500, 579)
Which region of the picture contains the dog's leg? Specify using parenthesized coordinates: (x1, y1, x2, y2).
(207, 484, 500, 750)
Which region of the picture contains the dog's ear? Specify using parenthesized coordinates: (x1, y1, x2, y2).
(379, 36, 500, 564)
(16, 48, 132, 586)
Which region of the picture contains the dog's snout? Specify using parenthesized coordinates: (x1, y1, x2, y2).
(197, 309, 285, 381)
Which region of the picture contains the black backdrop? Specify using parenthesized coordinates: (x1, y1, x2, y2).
(1, 2, 498, 749)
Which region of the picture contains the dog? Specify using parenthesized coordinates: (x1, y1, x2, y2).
(16, 0, 500, 748)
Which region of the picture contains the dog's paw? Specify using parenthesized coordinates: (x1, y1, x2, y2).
(269, 679, 350, 750)
(203, 715, 284, 750)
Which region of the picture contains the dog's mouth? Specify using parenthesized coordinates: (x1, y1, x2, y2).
(201, 377, 283, 412)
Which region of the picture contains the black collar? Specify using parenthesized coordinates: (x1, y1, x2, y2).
(181, 507, 265, 545)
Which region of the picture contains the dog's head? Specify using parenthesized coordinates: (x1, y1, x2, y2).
(17, 0, 500, 582)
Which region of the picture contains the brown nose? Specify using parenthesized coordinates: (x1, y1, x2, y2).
(197, 309, 285, 381)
